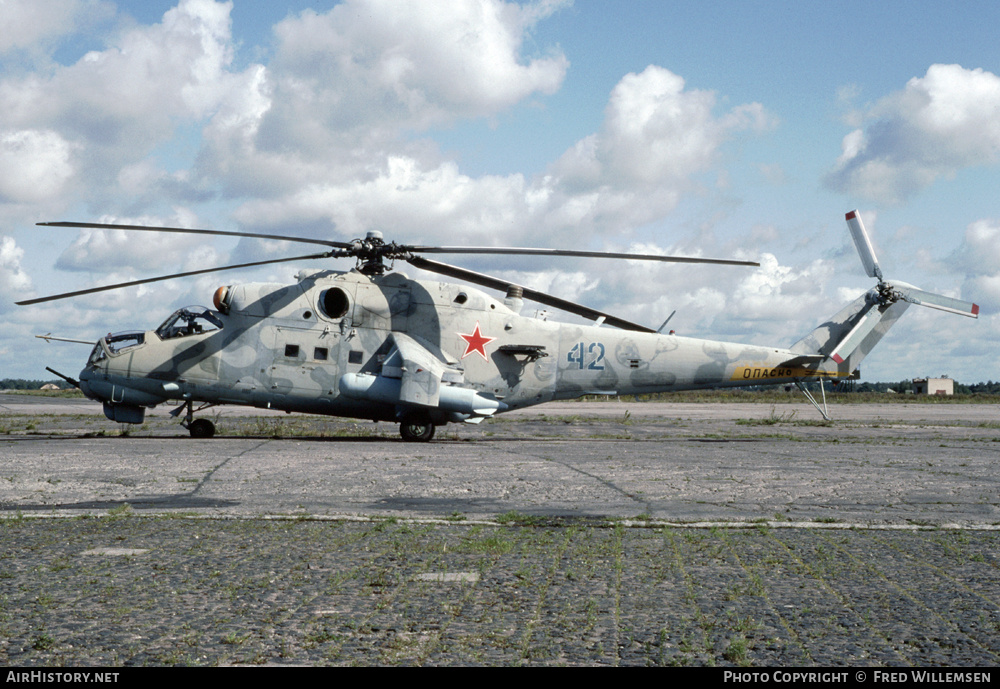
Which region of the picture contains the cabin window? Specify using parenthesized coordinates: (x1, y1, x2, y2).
(348, 350, 363, 364)
(284, 344, 300, 358)
(314, 347, 328, 361)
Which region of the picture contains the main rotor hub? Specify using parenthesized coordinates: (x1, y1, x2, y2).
(356, 230, 395, 275)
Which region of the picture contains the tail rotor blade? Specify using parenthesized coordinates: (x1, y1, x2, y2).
(845, 210, 883, 280)
(894, 284, 979, 318)
(828, 303, 885, 364)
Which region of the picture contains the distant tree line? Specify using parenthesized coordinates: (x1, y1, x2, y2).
(853, 380, 1000, 394)
(0, 379, 72, 390)
(855, 380, 915, 394)
(740, 378, 1000, 394)
(959, 381, 1000, 394)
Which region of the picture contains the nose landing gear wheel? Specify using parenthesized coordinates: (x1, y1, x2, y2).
(188, 418, 216, 438)
(399, 416, 435, 442)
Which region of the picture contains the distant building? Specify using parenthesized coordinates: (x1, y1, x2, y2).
(913, 377, 954, 396)
(40, 383, 61, 391)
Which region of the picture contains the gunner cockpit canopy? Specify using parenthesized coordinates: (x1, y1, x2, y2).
(155, 306, 223, 340)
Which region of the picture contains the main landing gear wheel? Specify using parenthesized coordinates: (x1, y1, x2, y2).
(188, 418, 216, 438)
(399, 416, 435, 442)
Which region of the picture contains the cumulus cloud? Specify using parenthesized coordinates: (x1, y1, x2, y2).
(553, 67, 770, 189)
(727, 255, 832, 319)
(3, 0, 580, 318)
(0, 0, 247, 196)
(198, 0, 570, 198)
(546, 66, 772, 231)
(4, 1, 767, 263)
(53, 212, 218, 273)
(0, 236, 32, 312)
(232, 157, 534, 247)
(0, 130, 75, 203)
(826, 64, 1000, 203)
(269, 0, 568, 131)
(954, 218, 1000, 313)
(606, 252, 836, 344)
(0, 0, 111, 55)
(227, 63, 772, 253)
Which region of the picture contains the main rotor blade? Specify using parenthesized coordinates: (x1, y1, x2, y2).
(893, 284, 979, 318)
(404, 245, 759, 267)
(15, 252, 331, 305)
(38, 221, 353, 250)
(845, 210, 882, 280)
(407, 255, 657, 333)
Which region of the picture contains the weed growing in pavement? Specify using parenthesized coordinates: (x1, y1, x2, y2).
(496, 510, 545, 526)
(105, 503, 133, 518)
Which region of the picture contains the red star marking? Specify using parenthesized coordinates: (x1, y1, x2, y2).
(459, 321, 495, 360)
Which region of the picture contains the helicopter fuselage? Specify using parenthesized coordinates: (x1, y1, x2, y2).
(77, 268, 843, 433)
(25, 210, 972, 440)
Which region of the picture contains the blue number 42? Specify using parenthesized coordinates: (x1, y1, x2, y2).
(567, 342, 605, 370)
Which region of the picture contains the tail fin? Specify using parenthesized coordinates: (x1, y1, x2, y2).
(790, 292, 910, 374)
(789, 210, 976, 373)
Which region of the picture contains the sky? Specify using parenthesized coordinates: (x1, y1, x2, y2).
(2, 0, 999, 384)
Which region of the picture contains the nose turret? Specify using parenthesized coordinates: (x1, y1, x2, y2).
(78, 367, 96, 400)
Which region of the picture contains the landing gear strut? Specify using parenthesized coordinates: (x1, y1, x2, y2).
(172, 400, 217, 438)
(399, 413, 435, 442)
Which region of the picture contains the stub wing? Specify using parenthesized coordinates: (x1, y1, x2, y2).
(339, 332, 505, 419)
(382, 332, 459, 408)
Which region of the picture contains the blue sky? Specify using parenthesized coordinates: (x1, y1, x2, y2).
(2, 0, 999, 384)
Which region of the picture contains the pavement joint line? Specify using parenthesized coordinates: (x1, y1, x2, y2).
(188, 438, 273, 497)
(2, 511, 1000, 530)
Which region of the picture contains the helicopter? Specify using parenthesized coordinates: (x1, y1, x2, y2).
(18, 210, 978, 441)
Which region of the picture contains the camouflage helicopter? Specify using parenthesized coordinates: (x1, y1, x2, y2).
(19, 211, 977, 441)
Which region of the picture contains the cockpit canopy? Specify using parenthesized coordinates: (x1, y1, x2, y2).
(155, 306, 224, 341)
(87, 330, 145, 366)
(106, 331, 145, 353)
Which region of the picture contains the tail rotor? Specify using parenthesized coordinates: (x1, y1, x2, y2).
(801, 211, 979, 367)
(846, 210, 978, 318)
